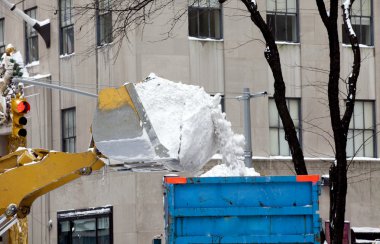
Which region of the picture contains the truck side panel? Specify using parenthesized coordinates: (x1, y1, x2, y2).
(164, 176, 320, 244)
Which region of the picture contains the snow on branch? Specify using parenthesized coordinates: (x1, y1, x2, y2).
(342, 0, 356, 37)
(341, 0, 361, 133)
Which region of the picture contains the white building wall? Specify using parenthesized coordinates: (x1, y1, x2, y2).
(0, 0, 380, 243)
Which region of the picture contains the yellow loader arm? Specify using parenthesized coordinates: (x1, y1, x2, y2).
(0, 148, 104, 221)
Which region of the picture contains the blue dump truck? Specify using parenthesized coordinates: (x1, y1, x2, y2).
(163, 175, 321, 244)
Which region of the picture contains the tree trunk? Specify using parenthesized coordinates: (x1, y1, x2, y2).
(239, 0, 307, 175)
(316, 0, 361, 243)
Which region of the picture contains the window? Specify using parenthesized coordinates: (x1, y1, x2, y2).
(347, 101, 375, 157)
(267, 0, 298, 42)
(188, 0, 222, 39)
(342, 0, 372, 46)
(97, 0, 112, 45)
(58, 206, 113, 244)
(59, 0, 74, 55)
(25, 8, 39, 63)
(269, 98, 301, 156)
(62, 108, 76, 152)
(211, 94, 225, 112)
(0, 18, 4, 55)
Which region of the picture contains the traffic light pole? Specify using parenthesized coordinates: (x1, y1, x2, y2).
(7, 94, 29, 244)
(13, 78, 98, 98)
(237, 89, 267, 168)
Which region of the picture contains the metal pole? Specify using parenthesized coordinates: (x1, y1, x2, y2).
(242, 88, 252, 167)
(14, 78, 98, 98)
(237, 89, 267, 168)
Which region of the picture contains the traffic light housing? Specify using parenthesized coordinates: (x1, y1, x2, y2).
(11, 97, 30, 137)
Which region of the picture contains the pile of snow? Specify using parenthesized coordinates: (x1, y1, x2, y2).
(135, 74, 259, 176)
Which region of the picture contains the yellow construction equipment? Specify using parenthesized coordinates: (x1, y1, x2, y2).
(0, 82, 171, 235)
(0, 149, 105, 235)
(92, 83, 171, 164)
(0, 75, 217, 236)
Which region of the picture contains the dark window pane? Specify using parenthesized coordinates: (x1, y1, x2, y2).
(286, 14, 297, 42)
(30, 37, 38, 62)
(97, 217, 110, 244)
(62, 26, 74, 54)
(210, 9, 221, 39)
(58, 221, 70, 244)
(189, 8, 198, 37)
(360, 23, 371, 45)
(98, 10, 113, 45)
(63, 139, 68, 152)
(275, 14, 287, 41)
(25, 9, 39, 62)
(67, 26, 75, 54)
(72, 218, 96, 244)
(70, 138, 75, 153)
(342, 24, 350, 44)
(267, 14, 276, 39)
(104, 13, 113, 43)
(62, 108, 76, 153)
(60, 0, 74, 54)
(199, 9, 209, 37)
(0, 19, 4, 47)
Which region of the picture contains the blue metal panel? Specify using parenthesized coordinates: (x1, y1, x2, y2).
(164, 176, 321, 244)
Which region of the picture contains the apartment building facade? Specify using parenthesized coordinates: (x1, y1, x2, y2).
(0, 0, 380, 243)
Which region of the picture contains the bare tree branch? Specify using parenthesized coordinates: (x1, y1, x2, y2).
(316, 0, 329, 27)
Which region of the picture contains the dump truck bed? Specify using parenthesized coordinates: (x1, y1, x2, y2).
(164, 175, 321, 244)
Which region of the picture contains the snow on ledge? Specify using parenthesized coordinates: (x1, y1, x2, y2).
(60, 52, 75, 59)
(342, 43, 374, 48)
(275, 41, 300, 46)
(352, 227, 380, 233)
(188, 36, 224, 42)
(252, 156, 380, 162)
(25, 60, 40, 68)
(28, 73, 52, 80)
(97, 41, 114, 49)
(355, 240, 378, 243)
(37, 19, 50, 26)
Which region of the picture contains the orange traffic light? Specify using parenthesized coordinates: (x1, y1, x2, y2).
(11, 97, 30, 137)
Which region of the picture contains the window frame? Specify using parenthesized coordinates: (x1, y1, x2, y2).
(0, 18, 5, 55)
(61, 107, 76, 153)
(96, 0, 113, 46)
(57, 206, 113, 244)
(24, 7, 39, 63)
(269, 98, 302, 156)
(188, 0, 223, 40)
(59, 0, 74, 55)
(347, 100, 376, 158)
(266, 0, 299, 43)
(342, 0, 373, 46)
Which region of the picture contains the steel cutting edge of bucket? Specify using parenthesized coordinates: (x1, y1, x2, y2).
(92, 83, 171, 164)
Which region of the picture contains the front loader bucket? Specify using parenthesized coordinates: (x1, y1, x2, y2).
(92, 83, 171, 164)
